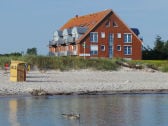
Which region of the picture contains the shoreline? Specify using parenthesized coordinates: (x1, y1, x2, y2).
(0, 68, 168, 96)
(31, 89, 168, 96)
(1, 89, 168, 97)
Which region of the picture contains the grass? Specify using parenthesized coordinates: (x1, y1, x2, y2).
(0, 56, 119, 71)
(128, 60, 168, 72)
(0, 55, 168, 72)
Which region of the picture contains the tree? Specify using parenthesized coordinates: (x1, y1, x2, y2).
(26, 48, 37, 55)
(142, 46, 158, 60)
(162, 41, 168, 59)
(154, 35, 164, 52)
(153, 35, 165, 59)
(142, 36, 168, 60)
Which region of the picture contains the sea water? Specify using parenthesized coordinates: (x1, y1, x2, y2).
(1, 94, 168, 126)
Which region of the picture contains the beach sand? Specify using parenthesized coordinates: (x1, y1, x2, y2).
(0, 67, 168, 96)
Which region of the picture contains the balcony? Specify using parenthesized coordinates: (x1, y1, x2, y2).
(49, 40, 57, 46)
(68, 50, 77, 56)
(64, 37, 75, 45)
(57, 38, 64, 45)
(49, 52, 58, 56)
(60, 51, 68, 56)
(49, 50, 77, 57)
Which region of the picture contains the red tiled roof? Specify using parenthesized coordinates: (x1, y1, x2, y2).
(60, 9, 112, 31)
(59, 9, 142, 45)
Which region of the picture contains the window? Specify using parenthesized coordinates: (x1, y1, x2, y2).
(117, 33, 121, 38)
(101, 45, 105, 51)
(109, 33, 113, 44)
(101, 32, 105, 38)
(73, 45, 76, 51)
(113, 21, 118, 27)
(124, 33, 132, 43)
(109, 46, 112, 53)
(124, 46, 132, 55)
(90, 32, 98, 42)
(117, 45, 121, 51)
(105, 20, 110, 27)
(90, 45, 98, 55)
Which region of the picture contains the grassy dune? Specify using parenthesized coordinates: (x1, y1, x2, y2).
(0, 55, 168, 72)
(0, 56, 119, 71)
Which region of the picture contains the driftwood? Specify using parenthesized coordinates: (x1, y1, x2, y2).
(116, 61, 143, 69)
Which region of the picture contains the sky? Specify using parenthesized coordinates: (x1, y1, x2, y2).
(0, 0, 168, 55)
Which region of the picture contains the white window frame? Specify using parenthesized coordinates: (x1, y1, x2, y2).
(101, 32, 105, 38)
(124, 46, 132, 55)
(117, 45, 121, 51)
(124, 33, 132, 43)
(90, 32, 98, 43)
(90, 45, 98, 55)
(101, 45, 105, 51)
(117, 33, 121, 38)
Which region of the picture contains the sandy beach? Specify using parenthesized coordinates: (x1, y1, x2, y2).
(0, 67, 168, 96)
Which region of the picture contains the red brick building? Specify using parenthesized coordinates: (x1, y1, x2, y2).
(49, 9, 142, 60)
